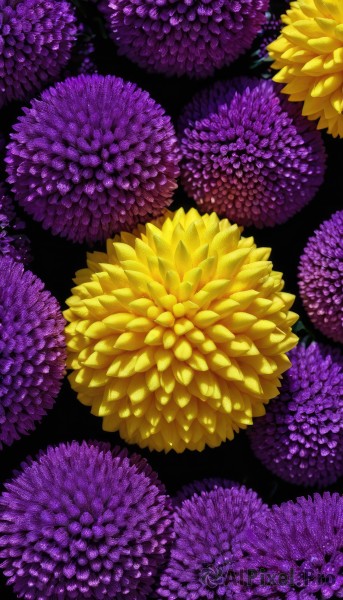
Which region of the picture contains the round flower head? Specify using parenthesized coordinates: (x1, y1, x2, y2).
(268, 0, 343, 138)
(174, 478, 238, 506)
(158, 486, 269, 599)
(6, 75, 179, 243)
(249, 342, 343, 487)
(0, 184, 31, 264)
(178, 77, 326, 228)
(240, 493, 343, 598)
(106, 0, 269, 78)
(0, 0, 77, 109)
(299, 210, 343, 344)
(0, 257, 65, 449)
(64, 207, 298, 453)
(0, 441, 173, 599)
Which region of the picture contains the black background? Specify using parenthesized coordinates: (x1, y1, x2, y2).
(0, 0, 342, 597)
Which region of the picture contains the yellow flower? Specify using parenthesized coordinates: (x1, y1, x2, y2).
(64, 209, 298, 453)
(268, 0, 343, 137)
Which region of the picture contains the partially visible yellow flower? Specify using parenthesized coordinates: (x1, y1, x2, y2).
(64, 209, 298, 453)
(268, 0, 343, 137)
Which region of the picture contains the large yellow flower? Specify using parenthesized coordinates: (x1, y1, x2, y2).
(65, 209, 298, 452)
(268, 0, 343, 137)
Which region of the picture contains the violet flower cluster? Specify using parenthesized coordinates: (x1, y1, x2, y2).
(178, 78, 326, 228)
(0, 257, 65, 449)
(6, 74, 180, 243)
(0, 441, 173, 599)
(249, 342, 343, 487)
(106, 0, 268, 78)
(299, 210, 343, 344)
(0, 0, 77, 108)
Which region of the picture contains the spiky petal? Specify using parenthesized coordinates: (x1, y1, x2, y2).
(65, 208, 298, 453)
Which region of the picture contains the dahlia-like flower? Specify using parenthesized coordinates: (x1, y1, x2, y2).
(0, 184, 31, 264)
(0, 441, 173, 599)
(240, 493, 343, 598)
(268, 0, 343, 137)
(299, 210, 343, 344)
(0, 257, 65, 449)
(178, 78, 326, 228)
(0, 0, 77, 109)
(6, 75, 179, 243)
(158, 486, 269, 599)
(106, 0, 268, 78)
(249, 342, 343, 487)
(174, 478, 238, 505)
(65, 208, 298, 453)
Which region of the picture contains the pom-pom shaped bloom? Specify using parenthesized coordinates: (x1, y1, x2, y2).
(65, 208, 298, 453)
(299, 210, 343, 344)
(106, 0, 268, 78)
(268, 0, 343, 137)
(158, 486, 269, 599)
(0, 184, 31, 263)
(6, 75, 179, 243)
(0, 257, 65, 449)
(178, 78, 326, 228)
(249, 342, 343, 487)
(0, 441, 173, 599)
(240, 493, 343, 598)
(0, 0, 77, 109)
(174, 478, 238, 505)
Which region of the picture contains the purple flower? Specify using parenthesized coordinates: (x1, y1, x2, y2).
(248, 342, 343, 487)
(0, 0, 77, 109)
(5, 74, 179, 243)
(174, 478, 238, 506)
(0, 441, 173, 599)
(106, 0, 268, 78)
(0, 257, 65, 449)
(299, 210, 343, 344)
(0, 184, 31, 264)
(239, 493, 343, 598)
(178, 78, 326, 228)
(158, 486, 269, 599)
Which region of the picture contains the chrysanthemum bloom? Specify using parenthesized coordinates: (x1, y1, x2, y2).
(158, 486, 269, 599)
(178, 78, 326, 228)
(65, 208, 298, 453)
(249, 342, 343, 487)
(0, 0, 77, 109)
(174, 478, 238, 506)
(239, 493, 343, 598)
(0, 184, 31, 264)
(268, 0, 343, 137)
(299, 210, 343, 344)
(0, 257, 65, 449)
(6, 75, 179, 243)
(0, 441, 173, 599)
(106, 0, 268, 78)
